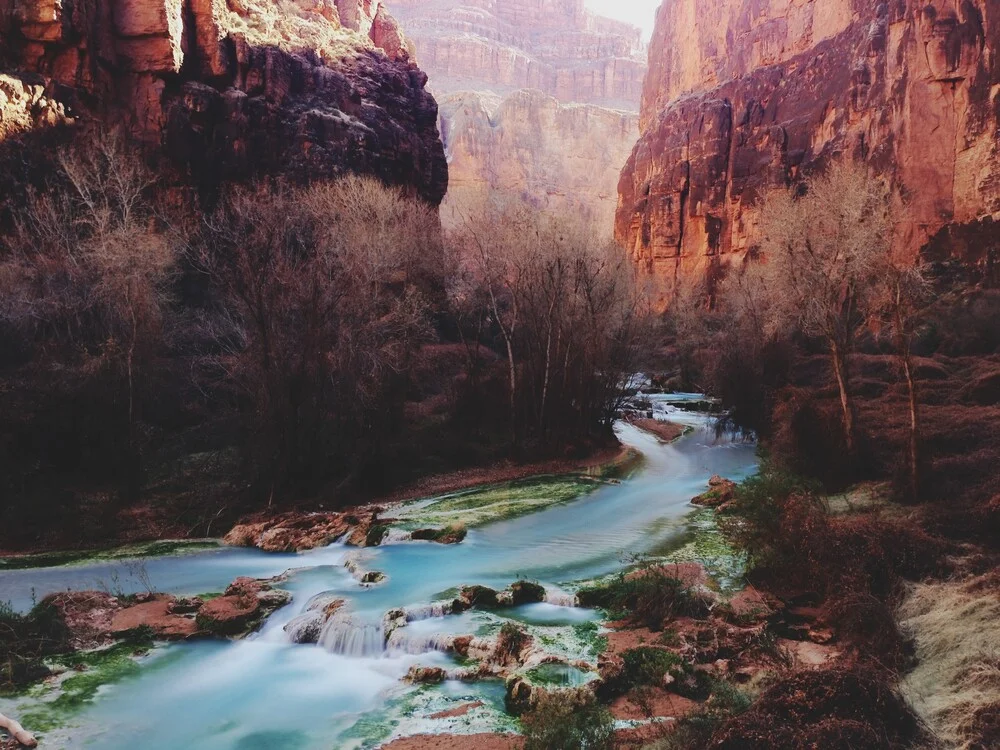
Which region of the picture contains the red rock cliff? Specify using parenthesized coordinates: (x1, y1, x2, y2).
(0, 0, 448, 203)
(618, 0, 1000, 302)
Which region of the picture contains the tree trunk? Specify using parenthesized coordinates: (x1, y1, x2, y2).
(903, 349, 920, 500)
(0, 713, 37, 747)
(830, 340, 855, 455)
(504, 335, 517, 446)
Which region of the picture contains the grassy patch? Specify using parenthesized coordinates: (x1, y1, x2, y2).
(900, 574, 1000, 749)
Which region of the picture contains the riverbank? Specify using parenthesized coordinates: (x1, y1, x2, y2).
(0, 444, 638, 562)
(0, 418, 758, 749)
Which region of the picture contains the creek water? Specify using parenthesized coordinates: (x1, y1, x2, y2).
(0, 398, 757, 749)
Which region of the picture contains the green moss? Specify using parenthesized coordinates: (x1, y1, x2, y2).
(365, 525, 389, 547)
(572, 621, 608, 657)
(396, 476, 605, 529)
(523, 662, 591, 688)
(0, 540, 220, 571)
(20, 637, 154, 732)
(660, 509, 748, 592)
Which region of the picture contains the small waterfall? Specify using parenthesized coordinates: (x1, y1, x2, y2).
(319, 612, 386, 657)
(382, 528, 411, 544)
(404, 601, 454, 622)
(284, 610, 325, 644)
(385, 628, 459, 655)
(544, 588, 579, 607)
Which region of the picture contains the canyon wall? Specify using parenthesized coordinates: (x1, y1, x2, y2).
(618, 0, 1000, 302)
(387, 0, 645, 228)
(0, 0, 448, 203)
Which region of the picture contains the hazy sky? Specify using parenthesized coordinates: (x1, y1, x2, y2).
(585, 0, 660, 40)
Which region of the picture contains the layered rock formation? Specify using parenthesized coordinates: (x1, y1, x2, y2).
(0, 0, 447, 203)
(388, 0, 645, 109)
(438, 88, 638, 226)
(386, 0, 645, 227)
(618, 0, 1000, 302)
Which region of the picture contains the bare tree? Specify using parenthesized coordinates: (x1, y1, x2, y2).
(447, 197, 648, 448)
(869, 263, 929, 499)
(200, 176, 439, 500)
(2, 130, 179, 500)
(754, 162, 891, 454)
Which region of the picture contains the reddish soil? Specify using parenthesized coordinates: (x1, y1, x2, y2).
(109, 597, 199, 639)
(611, 689, 699, 721)
(428, 701, 484, 719)
(380, 735, 522, 750)
(614, 719, 680, 747)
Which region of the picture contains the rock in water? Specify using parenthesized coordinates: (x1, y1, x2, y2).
(618, 0, 1000, 306)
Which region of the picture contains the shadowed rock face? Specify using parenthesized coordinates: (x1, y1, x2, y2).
(0, 0, 448, 204)
(618, 0, 1000, 304)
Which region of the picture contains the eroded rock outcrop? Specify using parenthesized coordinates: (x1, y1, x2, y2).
(617, 0, 1000, 303)
(0, 0, 447, 203)
(386, 0, 645, 227)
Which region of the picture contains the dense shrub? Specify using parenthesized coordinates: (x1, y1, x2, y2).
(0, 600, 69, 692)
(577, 564, 709, 630)
(710, 667, 923, 749)
(722, 465, 945, 601)
(520, 688, 614, 750)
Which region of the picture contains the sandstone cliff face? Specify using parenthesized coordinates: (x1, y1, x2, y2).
(388, 0, 646, 110)
(0, 0, 447, 203)
(439, 89, 638, 227)
(618, 0, 1000, 302)
(385, 0, 645, 228)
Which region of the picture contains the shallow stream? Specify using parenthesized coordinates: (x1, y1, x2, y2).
(0, 397, 757, 749)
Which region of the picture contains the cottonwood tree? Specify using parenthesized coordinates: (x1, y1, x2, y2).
(448, 198, 647, 448)
(869, 263, 929, 500)
(1, 131, 179, 501)
(754, 162, 891, 455)
(201, 177, 440, 501)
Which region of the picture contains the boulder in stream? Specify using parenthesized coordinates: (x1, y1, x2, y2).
(691, 476, 738, 508)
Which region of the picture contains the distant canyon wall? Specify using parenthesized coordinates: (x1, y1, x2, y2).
(387, 0, 645, 229)
(0, 0, 448, 203)
(618, 0, 1000, 302)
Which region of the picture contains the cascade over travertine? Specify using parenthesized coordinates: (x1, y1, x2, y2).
(386, 0, 645, 227)
(0, 0, 448, 203)
(617, 0, 1000, 303)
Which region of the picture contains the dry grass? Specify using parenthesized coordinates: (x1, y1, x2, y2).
(216, 0, 371, 64)
(899, 575, 1000, 749)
